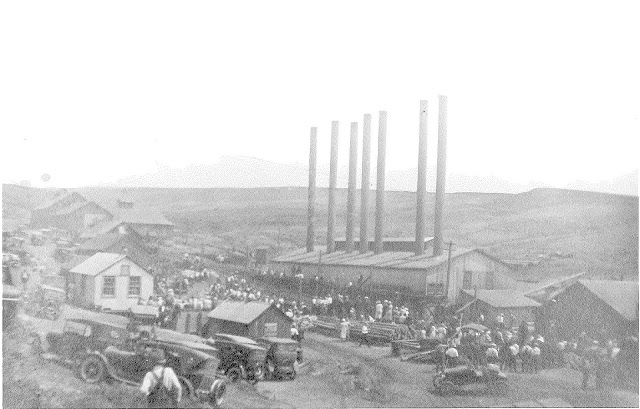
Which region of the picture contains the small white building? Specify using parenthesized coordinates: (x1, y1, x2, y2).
(67, 252, 153, 311)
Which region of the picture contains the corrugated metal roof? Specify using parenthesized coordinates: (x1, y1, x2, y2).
(577, 280, 639, 322)
(462, 289, 541, 308)
(207, 300, 280, 324)
(271, 246, 479, 271)
(69, 252, 127, 276)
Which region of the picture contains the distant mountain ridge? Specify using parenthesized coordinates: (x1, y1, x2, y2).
(109, 155, 638, 196)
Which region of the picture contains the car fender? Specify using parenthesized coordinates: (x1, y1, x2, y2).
(85, 351, 138, 386)
(178, 376, 195, 399)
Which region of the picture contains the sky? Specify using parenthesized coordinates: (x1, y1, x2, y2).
(1, 1, 638, 190)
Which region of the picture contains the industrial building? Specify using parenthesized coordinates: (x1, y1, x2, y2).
(271, 98, 519, 306)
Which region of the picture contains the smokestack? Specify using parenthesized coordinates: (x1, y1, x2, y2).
(306, 127, 318, 253)
(415, 100, 428, 255)
(327, 121, 339, 253)
(359, 114, 372, 253)
(433, 95, 448, 256)
(345, 122, 359, 252)
(374, 111, 387, 254)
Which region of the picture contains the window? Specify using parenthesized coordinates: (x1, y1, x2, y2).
(129, 276, 141, 297)
(120, 265, 131, 276)
(463, 271, 473, 289)
(426, 283, 445, 296)
(102, 276, 116, 297)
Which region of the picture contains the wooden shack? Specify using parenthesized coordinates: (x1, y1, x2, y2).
(203, 300, 292, 339)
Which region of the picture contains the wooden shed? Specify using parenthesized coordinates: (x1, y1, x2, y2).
(203, 300, 292, 339)
(537, 279, 639, 341)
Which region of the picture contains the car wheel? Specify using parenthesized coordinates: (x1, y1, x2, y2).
(440, 380, 455, 396)
(489, 381, 508, 395)
(31, 337, 43, 355)
(79, 355, 105, 384)
(226, 366, 243, 382)
(290, 369, 297, 380)
(178, 377, 195, 401)
(209, 379, 226, 408)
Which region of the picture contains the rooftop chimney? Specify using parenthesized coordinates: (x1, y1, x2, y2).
(345, 122, 359, 252)
(374, 111, 387, 254)
(433, 96, 448, 256)
(359, 114, 372, 253)
(327, 121, 339, 253)
(415, 100, 428, 255)
(306, 127, 318, 253)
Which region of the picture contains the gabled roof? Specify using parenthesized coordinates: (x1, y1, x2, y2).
(207, 300, 289, 325)
(34, 191, 83, 211)
(271, 246, 500, 272)
(77, 233, 141, 252)
(55, 201, 111, 216)
(69, 252, 147, 276)
(576, 280, 639, 322)
(462, 289, 541, 308)
(79, 219, 129, 240)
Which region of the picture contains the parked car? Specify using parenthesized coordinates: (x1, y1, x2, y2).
(33, 311, 133, 359)
(256, 337, 299, 380)
(210, 333, 267, 384)
(432, 363, 508, 395)
(2, 262, 22, 330)
(33, 311, 227, 407)
(97, 340, 227, 407)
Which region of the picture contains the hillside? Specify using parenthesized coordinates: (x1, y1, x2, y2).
(3, 184, 638, 282)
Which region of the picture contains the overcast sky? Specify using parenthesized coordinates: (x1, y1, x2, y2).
(1, 1, 638, 189)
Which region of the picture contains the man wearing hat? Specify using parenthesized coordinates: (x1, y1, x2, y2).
(140, 348, 182, 408)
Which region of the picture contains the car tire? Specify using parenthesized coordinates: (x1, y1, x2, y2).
(226, 365, 244, 383)
(290, 369, 297, 380)
(209, 379, 226, 408)
(440, 380, 455, 396)
(31, 337, 43, 355)
(179, 377, 195, 401)
(489, 380, 508, 395)
(79, 355, 105, 384)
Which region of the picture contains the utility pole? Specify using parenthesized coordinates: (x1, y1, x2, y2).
(444, 241, 454, 303)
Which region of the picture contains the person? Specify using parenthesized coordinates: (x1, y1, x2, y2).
(445, 344, 459, 368)
(140, 349, 182, 408)
(359, 322, 371, 347)
(531, 343, 541, 373)
(486, 343, 499, 365)
(290, 324, 299, 342)
(340, 318, 350, 342)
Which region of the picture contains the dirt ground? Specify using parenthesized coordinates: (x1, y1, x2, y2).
(3, 242, 638, 408)
(258, 333, 639, 408)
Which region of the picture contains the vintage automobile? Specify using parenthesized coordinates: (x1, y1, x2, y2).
(2, 262, 22, 330)
(210, 333, 267, 384)
(33, 311, 227, 407)
(432, 363, 508, 395)
(33, 311, 136, 361)
(92, 340, 227, 407)
(256, 337, 299, 380)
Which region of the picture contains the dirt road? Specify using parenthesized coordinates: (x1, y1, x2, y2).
(257, 332, 639, 408)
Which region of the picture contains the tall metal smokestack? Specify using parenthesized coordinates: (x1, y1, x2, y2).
(306, 127, 318, 253)
(415, 100, 428, 255)
(374, 111, 387, 254)
(327, 121, 339, 253)
(433, 95, 448, 256)
(359, 114, 372, 253)
(345, 122, 359, 252)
